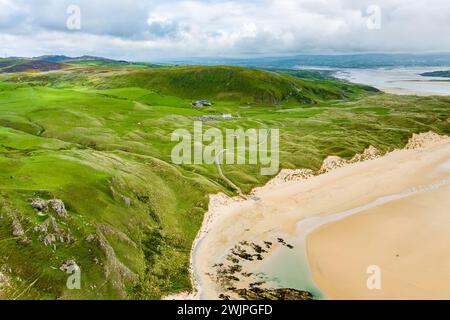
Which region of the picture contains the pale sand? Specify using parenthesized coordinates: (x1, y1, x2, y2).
(167, 132, 450, 300)
(308, 184, 450, 300)
(381, 85, 450, 96)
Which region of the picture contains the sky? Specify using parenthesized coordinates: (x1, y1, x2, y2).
(1, 0, 450, 61)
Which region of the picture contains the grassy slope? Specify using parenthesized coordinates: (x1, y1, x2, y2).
(0, 61, 63, 74)
(88, 66, 375, 104)
(0, 65, 449, 300)
(0, 58, 28, 70)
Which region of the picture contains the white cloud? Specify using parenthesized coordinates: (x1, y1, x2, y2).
(0, 0, 449, 60)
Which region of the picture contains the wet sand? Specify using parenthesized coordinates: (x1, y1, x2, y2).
(308, 171, 450, 299)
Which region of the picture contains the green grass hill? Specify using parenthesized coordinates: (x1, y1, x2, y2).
(90, 65, 376, 105)
(0, 62, 448, 300)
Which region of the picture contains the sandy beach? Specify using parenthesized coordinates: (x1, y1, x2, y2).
(308, 183, 450, 299)
(185, 132, 450, 300)
(382, 85, 450, 96)
(333, 68, 450, 96)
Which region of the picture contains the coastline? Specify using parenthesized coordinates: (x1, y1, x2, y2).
(381, 86, 450, 96)
(165, 131, 450, 300)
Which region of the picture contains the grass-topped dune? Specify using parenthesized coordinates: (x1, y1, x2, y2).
(0, 62, 448, 299)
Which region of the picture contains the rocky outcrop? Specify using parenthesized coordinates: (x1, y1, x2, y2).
(11, 216, 30, 244)
(97, 229, 138, 295)
(12, 218, 25, 238)
(60, 260, 79, 272)
(29, 198, 68, 219)
(48, 200, 68, 219)
(212, 237, 314, 300)
(29, 199, 49, 212)
(0, 272, 11, 292)
(233, 288, 314, 301)
(34, 216, 74, 246)
(85, 234, 97, 243)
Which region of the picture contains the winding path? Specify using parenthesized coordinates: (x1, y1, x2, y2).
(214, 129, 272, 196)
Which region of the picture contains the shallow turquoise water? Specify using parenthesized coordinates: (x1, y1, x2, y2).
(253, 237, 325, 299)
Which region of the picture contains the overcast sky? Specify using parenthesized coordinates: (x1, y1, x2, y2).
(1, 0, 450, 61)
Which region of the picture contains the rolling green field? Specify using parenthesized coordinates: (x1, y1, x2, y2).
(0, 62, 449, 299)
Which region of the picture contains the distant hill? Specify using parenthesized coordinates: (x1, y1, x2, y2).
(0, 56, 378, 104)
(35, 55, 114, 63)
(0, 55, 161, 74)
(0, 58, 27, 69)
(35, 55, 72, 62)
(0, 60, 63, 73)
(421, 70, 450, 78)
(67, 59, 160, 68)
(35, 55, 159, 68)
(91, 65, 376, 105)
(170, 53, 450, 69)
(268, 68, 334, 80)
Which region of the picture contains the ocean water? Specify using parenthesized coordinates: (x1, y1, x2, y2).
(254, 239, 325, 299)
(332, 67, 450, 95)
